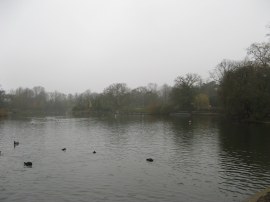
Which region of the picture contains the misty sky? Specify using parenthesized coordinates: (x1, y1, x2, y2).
(0, 0, 269, 94)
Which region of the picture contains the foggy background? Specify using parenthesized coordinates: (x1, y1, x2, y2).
(0, 0, 269, 93)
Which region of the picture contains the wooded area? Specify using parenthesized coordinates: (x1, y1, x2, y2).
(1, 40, 269, 121)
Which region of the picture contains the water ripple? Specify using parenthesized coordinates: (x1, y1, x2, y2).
(0, 116, 270, 201)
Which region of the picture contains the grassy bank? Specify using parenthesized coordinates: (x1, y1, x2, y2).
(0, 108, 8, 117)
(246, 187, 270, 202)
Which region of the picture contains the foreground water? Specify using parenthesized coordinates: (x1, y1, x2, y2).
(0, 115, 270, 202)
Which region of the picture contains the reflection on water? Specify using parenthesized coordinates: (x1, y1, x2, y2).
(0, 115, 270, 202)
(217, 122, 270, 200)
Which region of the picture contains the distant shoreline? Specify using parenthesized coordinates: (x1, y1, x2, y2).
(2, 110, 270, 124)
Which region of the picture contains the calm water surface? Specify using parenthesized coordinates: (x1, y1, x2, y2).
(0, 115, 270, 202)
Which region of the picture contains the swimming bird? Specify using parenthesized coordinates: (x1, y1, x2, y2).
(62, 148, 66, 151)
(24, 162, 32, 167)
(93, 151, 96, 154)
(146, 158, 154, 162)
(14, 141, 19, 148)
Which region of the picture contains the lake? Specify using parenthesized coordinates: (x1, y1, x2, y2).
(0, 115, 270, 202)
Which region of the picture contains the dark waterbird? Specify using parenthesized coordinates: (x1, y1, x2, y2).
(93, 151, 96, 154)
(62, 148, 66, 151)
(14, 141, 19, 148)
(146, 158, 154, 162)
(24, 162, 32, 167)
(14, 141, 19, 145)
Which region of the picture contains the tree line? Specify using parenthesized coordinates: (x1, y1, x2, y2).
(0, 78, 218, 116)
(0, 37, 269, 121)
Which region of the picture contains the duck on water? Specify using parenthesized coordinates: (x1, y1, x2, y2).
(24, 162, 32, 167)
(146, 158, 154, 162)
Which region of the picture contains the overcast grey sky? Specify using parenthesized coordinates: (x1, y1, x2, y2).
(0, 0, 269, 93)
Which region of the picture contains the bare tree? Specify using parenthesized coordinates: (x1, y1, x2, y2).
(266, 24, 270, 39)
(174, 73, 201, 88)
(210, 59, 237, 83)
(158, 84, 171, 104)
(247, 42, 270, 66)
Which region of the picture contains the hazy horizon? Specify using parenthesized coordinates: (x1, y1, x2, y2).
(1, 0, 270, 94)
